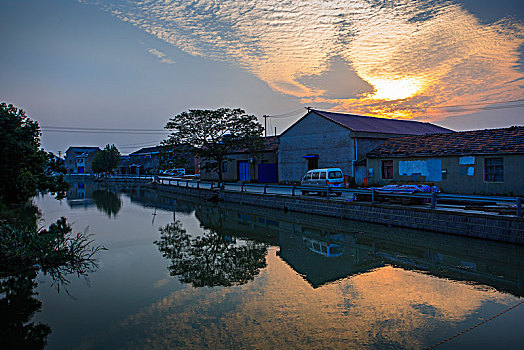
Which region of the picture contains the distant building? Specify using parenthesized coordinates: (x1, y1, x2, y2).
(366, 126, 524, 196)
(120, 145, 195, 175)
(64, 147, 101, 175)
(278, 109, 451, 183)
(199, 136, 279, 182)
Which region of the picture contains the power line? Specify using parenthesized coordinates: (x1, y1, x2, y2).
(41, 129, 169, 135)
(40, 125, 167, 132)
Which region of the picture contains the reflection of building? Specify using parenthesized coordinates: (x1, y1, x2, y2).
(188, 199, 524, 296)
(66, 181, 97, 208)
(65, 147, 101, 174)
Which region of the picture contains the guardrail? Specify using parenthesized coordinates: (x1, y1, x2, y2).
(148, 177, 523, 217)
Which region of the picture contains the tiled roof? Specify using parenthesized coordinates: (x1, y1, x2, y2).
(66, 146, 101, 153)
(227, 136, 279, 154)
(367, 126, 524, 158)
(312, 109, 452, 135)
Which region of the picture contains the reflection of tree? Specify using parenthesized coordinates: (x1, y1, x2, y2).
(155, 221, 267, 287)
(91, 190, 122, 218)
(0, 271, 51, 348)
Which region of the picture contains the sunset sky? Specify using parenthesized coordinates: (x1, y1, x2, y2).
(1, 0, 523, 154)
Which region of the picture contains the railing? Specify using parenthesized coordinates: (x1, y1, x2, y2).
(148, 176, 523, 217)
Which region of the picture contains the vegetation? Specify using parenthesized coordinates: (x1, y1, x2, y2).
(164, 108, 264, 182)
(0, 103, 69, 204)
(92, 144, 121, 174)
(0, 216, 104, 277)
(155, 221, 267, 287)
(91, 190, 122, 218)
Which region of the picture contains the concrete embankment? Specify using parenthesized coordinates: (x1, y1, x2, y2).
(101, 178, 524, 244)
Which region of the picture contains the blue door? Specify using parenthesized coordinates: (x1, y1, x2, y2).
(258, 163, 278, 183)
(238, 161, 251, 182)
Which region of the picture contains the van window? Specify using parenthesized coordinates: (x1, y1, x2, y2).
(328, 171, 342, 178)
(304, 173, 312, 180)
(312, 172, 320, 180)
(320, 172, 326, 179)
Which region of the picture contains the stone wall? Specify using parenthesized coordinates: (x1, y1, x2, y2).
(151, 183, 524, 245)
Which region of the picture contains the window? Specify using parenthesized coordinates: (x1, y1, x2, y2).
(328, 171, 342, 179)
(484, 158, 503, 182)
(382, 160, 393, 179)
(312, 172, 320, 180)
(304, 173, 312, 180)
(320, 172, 326, 179)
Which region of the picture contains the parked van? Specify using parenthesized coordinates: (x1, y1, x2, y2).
(300, 168, 344, 196)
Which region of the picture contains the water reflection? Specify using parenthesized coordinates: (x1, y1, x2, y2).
(91, 190, 122, 218)
(155, 221, 267, 287)
(46, 182, 523, 348)
(125, 186, 523, 296)
(0, 271, 50, 349)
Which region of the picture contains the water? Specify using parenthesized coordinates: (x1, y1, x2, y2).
(7, 181, 524, 349)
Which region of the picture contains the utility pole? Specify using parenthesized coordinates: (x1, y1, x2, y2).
(263, 115, 268, 137)
(58, 151, 62, 159)
(274, 127, 277, 136)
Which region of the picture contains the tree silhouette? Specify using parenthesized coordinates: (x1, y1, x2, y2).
(155, 221, 267, 287)
(91, 190, 122, 218)
(0, 271, 51, 349)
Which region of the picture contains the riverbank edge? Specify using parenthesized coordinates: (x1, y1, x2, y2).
(100, 178, 524, 244)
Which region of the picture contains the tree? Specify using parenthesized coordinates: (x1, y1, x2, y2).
(0, 103, 69, 204)
(91, 144, 120, 174)
(155, 221, 267, 287)
(163, 108, 264, 183)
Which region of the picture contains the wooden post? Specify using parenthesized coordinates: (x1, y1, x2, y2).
(292, 185, 295, 196)
(264, 184, 267, 194)
(518, 197, 522, 218)
(371, 188, 375, 202)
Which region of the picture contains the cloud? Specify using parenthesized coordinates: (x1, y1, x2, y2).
(88, 0, 523, 120)
(147, 48, 175, 64)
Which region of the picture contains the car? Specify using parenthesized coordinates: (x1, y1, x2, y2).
(300, 168, 344, 196)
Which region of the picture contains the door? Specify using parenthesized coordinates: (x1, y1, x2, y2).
(258, 163, 278, 183)
(238, 161, 251, 182)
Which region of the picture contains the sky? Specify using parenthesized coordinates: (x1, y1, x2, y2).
(1, 0, 523, 155)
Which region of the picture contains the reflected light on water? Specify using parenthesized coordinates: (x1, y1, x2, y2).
(87, 0, 524, 120)
(111, 249, 511, 349)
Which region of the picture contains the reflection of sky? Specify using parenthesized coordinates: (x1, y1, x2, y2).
(90, 0, 524, 120)
(98, 250, 519, 349)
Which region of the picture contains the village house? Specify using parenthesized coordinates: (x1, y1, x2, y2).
(366, 126, 524, 196)
(278, 109, 451, 184)
(120, 145, 195, 175)
(199, 136, 279, 182)
(64, 146, 101, 174)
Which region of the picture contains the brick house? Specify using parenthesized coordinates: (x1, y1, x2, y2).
(366, 126, 524, 196)
(278, 109, 451, 183)
(64, 146, 101, 174)
(199, 136, 279, 182)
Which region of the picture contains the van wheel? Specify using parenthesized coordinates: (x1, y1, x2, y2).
(335, 192, 342, 197)
(301, 191, 308, 196)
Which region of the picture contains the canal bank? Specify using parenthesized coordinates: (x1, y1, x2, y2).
(99, 177, 524, 244)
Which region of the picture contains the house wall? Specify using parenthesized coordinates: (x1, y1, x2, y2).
(367, 154, 524, 196)
(200, 151, 278, 182)
(65, 149, 99, 174)
(278, 113, 355, 183)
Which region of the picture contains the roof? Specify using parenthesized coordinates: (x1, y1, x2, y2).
(311, 109, 452, 135)
(130, 146, 160, 156)
(367, 126, 524, 158)
(66, 146, 101, 153)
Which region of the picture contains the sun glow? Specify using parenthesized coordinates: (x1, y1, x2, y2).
(367, 77, 425, 101)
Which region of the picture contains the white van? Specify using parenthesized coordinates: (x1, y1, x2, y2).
(300, 168, 344, 196)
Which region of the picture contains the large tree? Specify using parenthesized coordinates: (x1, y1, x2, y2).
(0, 103, 68, 204)
(163, 108, 264, 182)
(91, 144, 120, 174)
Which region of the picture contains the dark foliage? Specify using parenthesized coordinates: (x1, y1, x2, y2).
(155, 221, 267, 287)
(92, 144, 120, 173)
(0, 103, 69, 204)
(164, 108, 264, 182)
(91, 190, 122, 218)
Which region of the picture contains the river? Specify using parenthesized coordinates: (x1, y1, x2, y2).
(7, 181, 523, 349)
